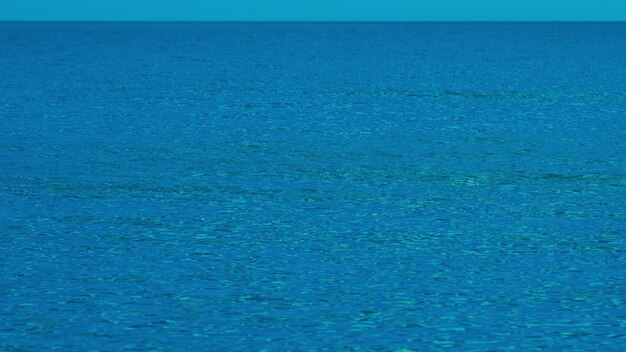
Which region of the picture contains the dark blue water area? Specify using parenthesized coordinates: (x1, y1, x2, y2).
(0, 22, 625, 351)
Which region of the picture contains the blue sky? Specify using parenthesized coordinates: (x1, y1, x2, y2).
(3, 0, 626, 21)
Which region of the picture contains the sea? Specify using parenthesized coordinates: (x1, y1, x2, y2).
(1, 22, 625, 351)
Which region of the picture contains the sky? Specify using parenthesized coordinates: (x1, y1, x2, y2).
(2, 0, 626, 21)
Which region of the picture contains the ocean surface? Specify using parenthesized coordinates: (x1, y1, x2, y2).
(1, 22, 625, 351)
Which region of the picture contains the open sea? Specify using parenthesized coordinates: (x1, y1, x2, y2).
(1, 22, 625, 351)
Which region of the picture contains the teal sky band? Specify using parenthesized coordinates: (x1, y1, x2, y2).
(3, 0, 626, 21)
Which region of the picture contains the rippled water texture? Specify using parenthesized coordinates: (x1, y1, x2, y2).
(1, 22, 625, 351)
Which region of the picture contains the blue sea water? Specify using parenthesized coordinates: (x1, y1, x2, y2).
(1, 22, 625, 351)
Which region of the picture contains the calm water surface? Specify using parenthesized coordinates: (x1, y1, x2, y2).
(1, 22, 625, 351)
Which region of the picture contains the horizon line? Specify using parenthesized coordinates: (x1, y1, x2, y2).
(2, 20, 626, 23)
